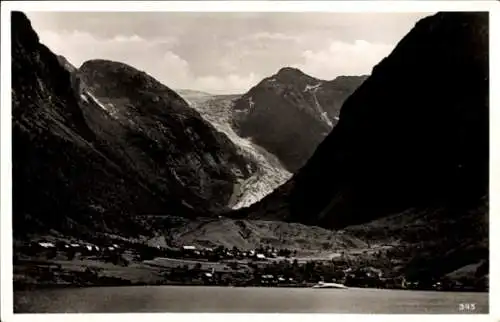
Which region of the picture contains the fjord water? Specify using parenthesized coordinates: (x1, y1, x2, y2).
(14, 286, 488, 314)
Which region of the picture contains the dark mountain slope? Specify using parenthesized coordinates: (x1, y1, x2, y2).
(76, 59, 255, 212)
(56, 55, 77, 73)
(12, 12, 161, 236)
(11, 12, 253, 238)
(233, 12, 488, 231)
(316, 75, 369, 120)
(232, 68, 367, 172)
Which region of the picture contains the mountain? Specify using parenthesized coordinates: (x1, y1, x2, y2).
(11, 12, 255, 238)
(177, 92, 292, 209)
(232, 68, 367, 171)
(235, 11, 488, 228)
(76, 59, 257, 209)
(139, 215, 367, 251)
(231, 12, 488, 278)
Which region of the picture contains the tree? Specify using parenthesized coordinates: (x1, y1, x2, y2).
(46, 248, 57, 259)
(66, 248, 76, 260)
(215, 245, 225, 254)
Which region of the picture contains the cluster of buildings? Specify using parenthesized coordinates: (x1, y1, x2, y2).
(21, 239, 290, 265)
(178, 244, 285, 261)
(257, 275, 296, 286)
(24, 240, 122, 257)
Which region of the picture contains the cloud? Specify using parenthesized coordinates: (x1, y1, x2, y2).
(37, 29, 256, 94)
(37, 29, 185, 82)
(26, 11, 431, 93)
(121, 50, 258, 94)
(37, 28, 393, 94)
(38, 30, 177, 67)
(191, 73, 260, 94)
(111, 35, 144, 43)
(294, 39, 394, 79)
(247, 32, 298, 42)
(154, 51, 191, 85)
(37, 29, 395, 94)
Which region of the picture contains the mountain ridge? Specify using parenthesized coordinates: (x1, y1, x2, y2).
(12, 12, 255, 237)
(232, 67, 367, 171)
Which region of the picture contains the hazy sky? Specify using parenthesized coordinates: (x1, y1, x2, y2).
(26, 11, 433, 94)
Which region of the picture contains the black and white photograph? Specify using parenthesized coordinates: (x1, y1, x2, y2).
(0, 0, 497, 318)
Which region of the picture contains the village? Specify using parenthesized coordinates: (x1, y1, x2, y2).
(13, 238, 488, 292)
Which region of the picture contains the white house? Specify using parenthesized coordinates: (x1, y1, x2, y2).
(256, 254, 266, 260)
(38, 242, 55, 248)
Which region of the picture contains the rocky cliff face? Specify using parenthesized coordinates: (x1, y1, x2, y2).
(11, 12, 254, 237)
(234, 12, 489, 230)
(77, 59, 255, 211)
(232, 68, 367, 172)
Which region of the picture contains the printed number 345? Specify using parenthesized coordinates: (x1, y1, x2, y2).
(459, 303, 476, 312)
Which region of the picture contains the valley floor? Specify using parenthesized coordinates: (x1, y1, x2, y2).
(13, 214, 488, 293)
(13, 243, 486, 293)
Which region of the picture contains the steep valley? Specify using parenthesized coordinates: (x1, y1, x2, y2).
(177, 92, 292, 209)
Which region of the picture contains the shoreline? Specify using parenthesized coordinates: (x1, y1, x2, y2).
(13, 282, 488, 294)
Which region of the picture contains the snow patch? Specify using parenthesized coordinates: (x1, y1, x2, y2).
(304, 83, 321, 92)
(304, 82, 333, 128)
(248, 96, 255, 111)
(321, 112, 330, 122)
(85, 91, 119, 119)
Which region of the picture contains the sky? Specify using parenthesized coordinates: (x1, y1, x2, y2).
(26, 11, 433, 94)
